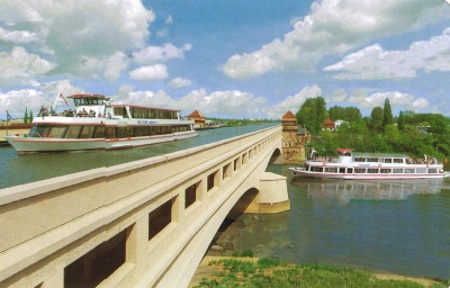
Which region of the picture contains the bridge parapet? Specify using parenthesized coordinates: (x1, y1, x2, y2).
(0, 125, 287, 288)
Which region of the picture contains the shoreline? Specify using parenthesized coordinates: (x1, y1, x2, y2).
(188, 255, 445, 287)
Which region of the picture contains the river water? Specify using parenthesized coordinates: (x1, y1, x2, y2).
(1, 124, 449, 279)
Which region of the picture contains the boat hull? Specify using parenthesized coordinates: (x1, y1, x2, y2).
(289, 166, 448, 180)
(4, 131, 198, 154)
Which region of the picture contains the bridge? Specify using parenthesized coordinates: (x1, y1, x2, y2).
(0, 125, 290, 287)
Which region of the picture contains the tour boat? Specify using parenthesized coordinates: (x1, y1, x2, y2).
(289, 148, 449, 180)
(4, 93, 198, 153)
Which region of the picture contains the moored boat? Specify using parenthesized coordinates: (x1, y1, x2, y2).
(4, 93, 198, 153)
(289, 148, 448, 180)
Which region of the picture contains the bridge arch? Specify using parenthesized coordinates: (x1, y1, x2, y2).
(0, 126, 288, 288)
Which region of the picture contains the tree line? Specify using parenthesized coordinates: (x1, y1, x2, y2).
(295, 97, 450, 161)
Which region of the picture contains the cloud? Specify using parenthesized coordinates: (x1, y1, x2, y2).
(129, 64, 168, 80)
(222, 0, 449, 78)
(132, 43, 192, 64)
(0, 46, 53, 86)
(168, 77, 192, 88)
(0, 0, 155, 79)
(0, 80, 85, 117)
(0, 27, 39, 43)
(121, 88, 267, 118)
(266, 85, 322, 119)
(324, 28, 450, 80)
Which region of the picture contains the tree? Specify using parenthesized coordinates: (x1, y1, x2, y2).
(369, 107, 383, 132)
(397, 111, 405, 132)
(29, 110, 34, 123)
(24, 108, 29, 124)
(296, 97, 327, 135)
(382, 97, 393, 129)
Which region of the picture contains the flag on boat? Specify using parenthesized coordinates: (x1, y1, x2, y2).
(58, 93, 68, 105)
(6, 110, 12, 120)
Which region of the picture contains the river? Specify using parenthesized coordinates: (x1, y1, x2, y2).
(1, 124, 449, 280)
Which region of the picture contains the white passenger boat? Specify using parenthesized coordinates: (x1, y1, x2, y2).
(4, 93, 198, 153)
(289, 148, 448, 180)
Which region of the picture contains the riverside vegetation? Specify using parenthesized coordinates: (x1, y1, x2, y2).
(296, 97, 450, 163)
(192, 251, 448, 288)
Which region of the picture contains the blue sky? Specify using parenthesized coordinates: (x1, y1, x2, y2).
(1, 0, 450, 120)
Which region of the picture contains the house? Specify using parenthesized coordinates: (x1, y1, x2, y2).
(187, 110, 206, 128)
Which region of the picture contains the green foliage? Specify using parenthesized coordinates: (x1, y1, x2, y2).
(23, 108, 28, 124)
(296, 97, 327, 135)
(296, 97, 449, 160)
(382, 97, 394, 129)
(194, 259, 446, 288)
(232, 249, 254, 258)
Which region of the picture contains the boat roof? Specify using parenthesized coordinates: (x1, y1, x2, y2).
(352, 152, 410, 158)
(68, 93, 110, 100)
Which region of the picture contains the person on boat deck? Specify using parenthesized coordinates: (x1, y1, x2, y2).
(89, 109, 96, 117)
(82, 108, 88, 117)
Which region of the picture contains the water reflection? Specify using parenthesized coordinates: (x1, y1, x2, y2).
(291, 178, 443, 204)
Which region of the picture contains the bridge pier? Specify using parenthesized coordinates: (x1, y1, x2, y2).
(231, 172, 290, 215)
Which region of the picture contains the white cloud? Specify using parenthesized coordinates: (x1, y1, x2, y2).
(120, 88, 267, 118)
(168, 77, 192, 88)
(129, 64, 168, 80)
(324, 28, 450, 80)
(133, 43, 192, 64)
(222, 0, 449, 78)
(0, 46, 53, 85)
(266, 85, 322, 119)
(0, 27, 39, 43)
(0, 0, 155, 79)
(0, 80, 84, 117)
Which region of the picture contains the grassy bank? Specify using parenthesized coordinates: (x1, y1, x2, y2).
(190, 254, 448, 288)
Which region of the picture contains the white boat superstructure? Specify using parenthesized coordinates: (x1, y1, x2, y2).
(289, 148, 448, 180)
(4, 93, 198, 153)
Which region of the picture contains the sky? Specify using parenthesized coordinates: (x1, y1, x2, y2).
(1, 0, 450, 120)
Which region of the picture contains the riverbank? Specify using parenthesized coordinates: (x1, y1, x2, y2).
(189, 255, 447, 287)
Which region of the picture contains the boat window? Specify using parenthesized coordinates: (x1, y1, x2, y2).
(116, 127, 127, 138)
(135, 126, 147, 137)
(42, 125, 52, 137)
(354, 157, 365, 162)
(325, 168, 337, 173)
(346, 168, 353, 173)
(127, 126, 133, 137)
(416, 168, 426, 173)
(428, 169, 437, 173)
(50, 126, 67, 138)
(393, 158, 404, 163)
(93, 126, 105, 138)
(368, 168, 378, 174)
(29, 125, 46, 137)
(339, 168, 345, 173)
(79, 126, 95, 139)
(393, 168, 403, 173)
(311, 166, 323, 172)
(160, 126, 170, 134)
(405, 168, 415, 173)
(355, 168, 366, 173)
(148, 109, 156, 119)
(28, 125, 38, 137)
(64, 126, 82, 138)
(380, 169, 391, 173)
(384, 158, 392, 163)
(367, 158, 379, 163)
(113, 107, 128, 118)
(105, 127, 116, 138)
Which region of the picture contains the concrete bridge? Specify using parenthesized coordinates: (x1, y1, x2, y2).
(0, 125, 289, 288)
